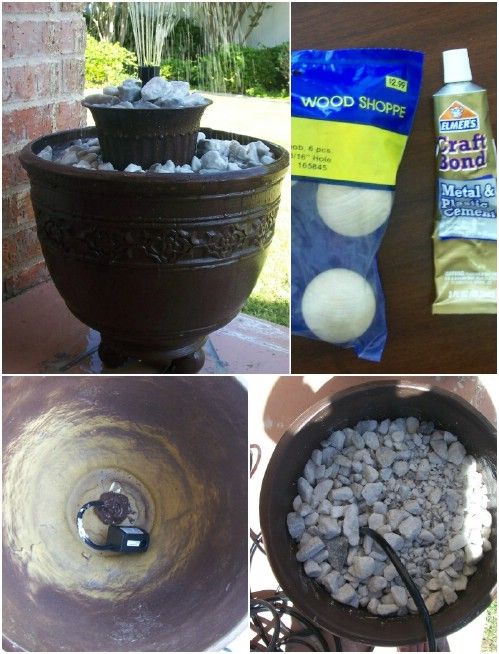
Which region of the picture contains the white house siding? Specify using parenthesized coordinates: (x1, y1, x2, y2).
(241, 2, 289, 47)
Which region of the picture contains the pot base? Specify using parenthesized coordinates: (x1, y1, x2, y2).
(98, 335, 207, 373)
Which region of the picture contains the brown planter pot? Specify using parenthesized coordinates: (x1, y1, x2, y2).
(19, 127, 289, 372)
(260, 381, 497, 647)
(3, 376, 247, 651)
(82, 100, 213, 169)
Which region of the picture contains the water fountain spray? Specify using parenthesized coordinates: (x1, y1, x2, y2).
(129, 2, 177, 84)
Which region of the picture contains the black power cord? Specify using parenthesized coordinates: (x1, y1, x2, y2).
(251, 528, 439, 652)
(250, 531, 341, 652)
(360, 527, 437, 652)
(77, 501, 114, 550)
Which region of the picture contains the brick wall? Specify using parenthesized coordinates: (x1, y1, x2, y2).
(3, 2, 87, 298)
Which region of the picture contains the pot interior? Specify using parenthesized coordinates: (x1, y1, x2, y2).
(260, 381, 497, 646)
(3, 376, 247, 652)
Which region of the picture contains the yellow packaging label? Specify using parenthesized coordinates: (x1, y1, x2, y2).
(292, 117, 407, 186)
(386, 76, 408, 92)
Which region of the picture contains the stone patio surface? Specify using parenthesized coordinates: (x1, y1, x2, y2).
(3, 280, 289, 374)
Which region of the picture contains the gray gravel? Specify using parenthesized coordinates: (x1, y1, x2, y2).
(287, 417, 491, 616)
(37, 130, 275, 175)
(86, 76, 209, 109)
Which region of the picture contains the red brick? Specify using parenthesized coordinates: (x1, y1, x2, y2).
(3, 61, 60, 104)
(61, 57, 85, 94)
(3, 151, 29, 189)
(3, 3, 56, 13)
(3, 259, 50, 298)
(3, 189, 35, 231)
(53, 99, 86, 131)
(60, 3, 85, 12)
(3, 105, 53, 146)
(2, 20, 49, 58)
(47, 17, 85, 56)
(3, 225, 42, 272)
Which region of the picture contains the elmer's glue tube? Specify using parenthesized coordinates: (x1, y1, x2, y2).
(432, 48, 497, 314)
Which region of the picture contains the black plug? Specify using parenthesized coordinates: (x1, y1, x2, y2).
(106, 525, 150, 553)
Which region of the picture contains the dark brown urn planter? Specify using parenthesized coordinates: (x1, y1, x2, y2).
(82, 100, 213, 169)
(19, 126, 289, 372)
(260, 381, 496, 647)
(3, 376, 248, 651)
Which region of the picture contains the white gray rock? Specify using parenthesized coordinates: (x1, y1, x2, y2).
(430, 437, 448, 459)
(304, 559, 322, 577)
(322, 570, 342, 594)
(367, 575, 388, 592)
(364, 431, 380, 449)
(304, 511, 319, 527)
(442, 585, 458, 604)
(361, 482, 384, 504)
(425, 591, 445, 614)
(449, 534, 467, 551)
(333, 583, 359, 607)
(383, 532, 404, 551)
(287, 512, 305, 539)
(140, 76, 171, 101)
(363, 465, 379, 483)
(313, 479, 334, 503)
(200, 151, 227, 171)
(318, 516, 341, 539)
(61, 151, 79, 165)
(330, 430, 346, 450)
(37, 145, 53, 161)
(351, 556, 375, 580)
(124, 163, 144, 173)
(391, 585, 408, 607)
(297, 477, 313, 504)
(403, 499, 423, 515)
(377, 603, 398, 615)
(393, 461, 409, 477)
(330, 486, 353, 502)
(406, 417, 420, 434)
(383, 563, 398, 581)
(296, 536, 325, 562)
(368, 513, 384, 530)
(387, 509, 409, 529)
(343, 504, 359, 546)
(74, 160, 92, 169)
(373, 501, 387, 514)
(376, 446, 397, 468)
(447, 441, 466, 465)
(98, 161, 115, 171)
(398, 516, 422, 540)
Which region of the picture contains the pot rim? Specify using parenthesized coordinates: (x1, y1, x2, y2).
(81, 97, 214, 113)
(19, 125, 289, 185)
(260, 380, 497, 646)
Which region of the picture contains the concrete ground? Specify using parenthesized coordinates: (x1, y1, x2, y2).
(2, 280, 289, 374)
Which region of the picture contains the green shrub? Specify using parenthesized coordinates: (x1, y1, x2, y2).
(85, 34, 289, 98)
(160, 43, 289, 97)
(85, 35, 138, 87)
(165, 17, 203, 57)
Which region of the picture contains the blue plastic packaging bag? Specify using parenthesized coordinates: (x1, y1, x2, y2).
(291, 49, 424, 361)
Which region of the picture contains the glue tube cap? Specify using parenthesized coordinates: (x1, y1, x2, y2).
(443, 49, 472, 84)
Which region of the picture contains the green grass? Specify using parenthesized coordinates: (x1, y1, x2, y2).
(242, 192, 289, 326)
(482, 599, 497, 652)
